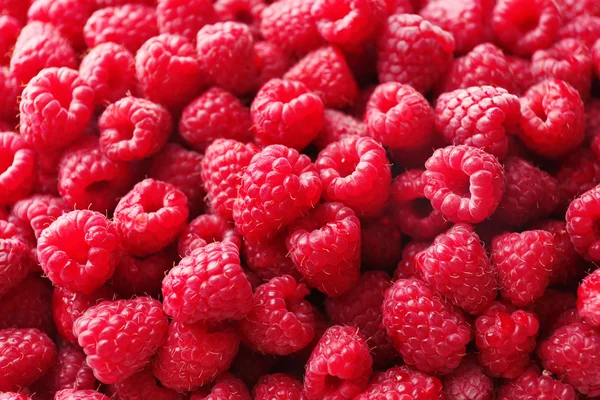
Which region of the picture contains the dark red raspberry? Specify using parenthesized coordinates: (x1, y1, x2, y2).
(251, 79, 324, 151)
(304, 325, 372, 400)
(442, 355, 494, 400)
(0, 16, 20, 64)
(0, 68, 18, 122)
(578, 269, 600, 327)
(0, 328, 56, 392)
(364, 82, 434, 150)
(79, 43, 137, 107)
(180, 87, 252, 152)
(157, 0, 217, 42)
(253, 41, 294, 90)
(253, 374, 303, 400)
(566, 185, 600, 262)
(0, 276, 54, 336)
(201, 139, 258, 220)
(497, 368, 577, 400)
(162, 241, 253, 323)
(360, 216, 402, 272)
(136, 34, 203, 110)
(357, 366, 443, 400)
(506, 55, 535, 94)
(491, 230, 554, 306)
(84, 4, 158, 53)
(393, 241, 428, 280)
(242, 233, 300, 281)
(0, 132, 35, 205)
(0, 220, 31, 297)
(382, 278, 472, 374)
(178, 214, 241, 257)
(423, 145, 505, 224)
(106, 367, 181, 400)
(230, 345, 279, 387)
(314, 109, 366, 150)
(558, 15, 600, 47)
(316, 136, 391, 217)
(532, 289, 577, 334)
(286, 202, 360, 296)
(19, 67, 94, 151)
(11, 195, 67, 241)
(114, 178, 189, 257)
(54, 389, 109, 400)
(556, 149, 600, 212)
(111, 251, 173, 299)
(27, 0, 94, 49)
(377, 14, 455, 93)
(233, 145, 322, 239)
(191, 374, 251, 400)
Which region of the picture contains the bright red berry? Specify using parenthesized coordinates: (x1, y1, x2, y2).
(497, 368, 577, 400)
(393, 241, 428, 280)
(27, 0, 94, 49)
(242, 232, 300, 281)
(106, 367, 182, 400)
(191, 374, 251, 400)
(10, 195, 67, 241)
(313, 109, 366, 150)
(214, 0, 266, 39)
(558, 15, 600, 47)
(253, 41, 294, 90)
(178, 214, 241, 257)
(577, 269, 600, 327)
(442, 355, 494, 400)
(0, 132, 35, 206)
(0, 16, 20, 66)
(253, 374, 303, 400)
(357, 366, 444, 400)
(566, 185, 600, 262)
(157, 0, 217, 42)
(54, 389, 110, 400)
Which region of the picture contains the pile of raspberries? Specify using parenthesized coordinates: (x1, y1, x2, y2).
(1, 0, 600, 398)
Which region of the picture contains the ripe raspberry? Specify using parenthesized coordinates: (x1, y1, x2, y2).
(54, 390, 109, 400)
(557, 0, 600, 21)
(356, 366, 444, 400)
(491, 230, 554, 306)
(393, 241, 428, 280)
(0, 328, 56, 392)
(0, 393, 29, 400)
(242, 233, 300, 281)
(364, 82, 434, 150)
(418, 224, 497, 315)
(304, 325, 372, 400)
(566, 186, 600, 262)
(558, 15, 600, 47)
(178, 214, 241, 257)
(253, 41, 294, 90)
(0, 16, 20, 64)
(360, 216, 402, 272)
(593, 37, 600, 79)
(377, 14, 455, 93)
(286, 202, 360, 296)
(27, 0, 94, 49)
(0, 276, 54, 335)
(95, 0, 156, 7)
(111, 251, 173, 299)
(314, 109, 366, 150)
(180, 88, 252, 152)
(10, 195, 68, 240)
(442, 355, 494, 400)
(423, 145, 505, 224)
(214, 0, 266, 39)
(84, 5, 158, 53)
(114, 179, 189, 257)
(316, 136, 391, 217)
(253, 374, 303, 400)
(157, 0, 216, 42)
(106, 367, 182, 400)
(251, 79, 324, 150)
(0, 132, 35, 206)
(556, 149, 600, 213)
(497, 369, 577, 400)
(506, 55, 534, 94)
(153, 320, 240, 391)
(19, 67, 94, 151)
(201, 139, 258, 220)
(578, 269, 600, 327)
(0, 68, 18, 122)
(191, 374, 251, 400)
(233, 145, 322, 239)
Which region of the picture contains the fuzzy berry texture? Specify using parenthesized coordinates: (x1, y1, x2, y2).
(394, 241, 429, 280)
(356, 366, 444, 400)
(106, 367, 182, 400)
(497, 369, 577, 400)
(442, 355, 494, 400)
(253, 374, 304, 400)
(577, 269, 600, 327)
(178, 214, 241, 258)
(242, 232, 300, 281)
(314, 109, 366, 150)
(534, 220, 584, 286)
(157, 0, 217, 42)
(566, 185, 600, 262)
(10, 194, 68, 240)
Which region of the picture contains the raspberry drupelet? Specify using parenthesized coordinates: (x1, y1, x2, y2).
(357, 366, 444, 400)
(442, 355, 494, 400)
(497, 368, 578, 400)
(253, 374, 304, 400)
(110, 250, 174, 299)
(157, 0, 217, 42)
(566, 185, 600, 262)
(0, 132, 35, 205)
(0, 221, 33, 298)
(178, 214, 241, 257)
(558, 15, 600, 47)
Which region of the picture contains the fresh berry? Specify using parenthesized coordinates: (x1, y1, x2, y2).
(558, 15, 600, 47)
(0, 16, 20, 66)
(10, 194, 68, 240)
(577, 269, 600, 327)
(54, 389, 110, 400)
(242, 232, 300, 281)
(442, 355, 494, 400)
(0, 276, 54, 336)
(253, 41, 294, 89)
(556, 148, 600, 212)
(111, 251, 173, 299)
(313, 109, 366, 150)
(190, 374, 251, 400)
(393, 241, 428, 280)
(178, 214, 241, 257)
(157, 0, 217, 42)
(557, 0, 600, 21)
(497, 368, 577, 400)
(0, 132, 35, 206)
(106, 367, 182, 400)
(356, 366, 444, 400)
(0, 222, 31, 297)
(253, 374, 303, 400)
(506, 55, 535, 94)
(566, 185, 600, 262)
(360, 216, 402, 272)
(0, 68, 19, 122)
(214, 0, 266, 39)
(0, 393, 30, 400)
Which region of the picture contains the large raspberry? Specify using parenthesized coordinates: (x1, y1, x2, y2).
(110, 251, 173, 299)
(497, 368, 577, 400)
(313, 109, 366, 150)
(252, 374, 303, 400)
(442, 355, 494, 400)
(356, 366, 444, 400)
(157, 0, 217, 42)
(178, 214, 241, 257)
(360, 216, 402, 272)
(566, 185, 600, 262)
(0, 276, 54, 336)
(106, 367, 182, 400)
(0, 132, 35, 206)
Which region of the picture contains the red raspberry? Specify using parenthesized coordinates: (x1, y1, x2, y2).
(556, 149, 600, 213)
(253, 374, 303, 400)
(253, 41, 294, 90)
(360, 216, 402, 272)
(111, 251, 173, 299)
(364, 82, 434, 150)
(434, 86, 520, 159)
(157, 0, 216, 42)
(79, 43, 137, 107)
(557, 0, 600, 21)
(251, 79, 324, 150)
(0, 19, 19, 66)
(357, 366, 443, 400)
(286, 202, 360, 296)
(84, 5, 158, 53)
(491, 0, 561, 57)
(593, 38, 600, 79)
(506, 55, 534, 94)
(491, 230, 554, 306)
(442, 355, 494, 400)
(0, 68, 18, 122)
(11, 195, 68, 241)
(558, 15, 600, 47)
(178, 214, 241, 257)
(27, 0, 94, 49)
(304, 325, 372, 400)
(242, 233, 300, 281)
(106, 367, 181, 400)
(0, 276, 54, 336)
(19, 67, 94, 151)
(54, 390, 109, 400)
(316, 136, 391, 217)
(34, 149, 62, 197)
(233, 145, 322, 239)
(578, 269, 600, 327)
(201, 139, 258, 220)
(96, 0, 155, 7)
(114, 179, 189, 257)
(0, 132, 35, 205)
(393, 241, 428, 280)
(153, 320, 240, 391)
(0, 393, 30, 400)
(241, 275, 315, 355)
(191, 374, 251, 400)
(0, 328, 56, 392)
(162, 241, 253, 323)
(566, 185, 600, 262)
(532, 289, 577, 335)
(382, 278, 472, 374)
(180, 87, 252, 152)
(417, 224, 497, 315)
(377, 14, 455, 93)
(423, 145, 505, 224)
(314, 109, 366, 150)
(383, 0, 414, 14)
(497, 368, 577, 400)
(136, 34, 203, 110)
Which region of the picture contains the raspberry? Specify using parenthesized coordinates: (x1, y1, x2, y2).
(558, 15, 600, 47)
(79, 43, 137, 107)
(253, 374, 303, 400)
(191, 374, 251, 400)
(491, 230, 554, 306)
(593, 38, 600, 79)
(304, 325, 372, 400)
(356, 366, 444, 400)
(442, 355, 494, 400)
(497, 369, 577, 400)
(0, 0, 28, 23)
(10, 22, 76, 85)
(393, 241, 428, 280)
(106, 367, 181, 400)
(532, 290, 576, 333)
(314, 109, 366, 150)
(153, 320, 240, 391)
(95, 0, 155, 7)
(360, 216, 402, 272)
(180, 87, 252, 152)
(382, 278, 472, 374)
(84, 5, 158, 53)
(578, 269, 600, 327)
(178, 214, 241, 257)
(251, 79, 324, 151)
(557, 0, 600, 21)
(241, 275, 315, 355)
(157, 0, 217, 42)
(0, 328, 56, 392)
(111, 251, 173, 299)
(0, 394, 29, 400)
(566, 185, 600, 262)
(316, 136, 391, 217)
(73, 296, 169, 384)
(260, 0, 323, 55)
(201, 139, 258, 220)
(34, 149, 62, 197)
(253, 41, 294, 90)
(417, 224, 497, 315)
(162, 241, 254, 323)
(0, 276, 54, 336)
(377, 14, 455, 93)
(19, 67, 94, 151)
(11, 195, 68, 241)
(52, 285, 117, 344)
(196, 22, 256, 96)
(54, 390, 109, 400)
(493, 157, 558, 227)
(233, 145, 322, 239)
(389, 169, 450, 240)
(114, 178, 189, 257)
(383, 0, 414, 14)
(0, 68, 18, 122)
(434, 86, 521, 159)
(136, 33, 203, 110)
(0, 132, 35, 206)
(242, 233, 300, 281)
(506, 55, 535, 94)
(286, 202, 360, 296)
(491, 0, 561, 57)
(422, 145, 505, 224)
(214, 0, 266, 39)
(556, 149, 600, 212)
(364, 82, 434, 150)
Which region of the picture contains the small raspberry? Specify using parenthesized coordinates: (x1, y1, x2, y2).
(423, 145, 505, 224)
(286, 202, 360, 296)
(157, 0, 217, 42)
(556, 149, 600, 212)
(0, 276, 54, 336)
(0, 132, 35, 205)
(0, 16, 20, 65)
(357, 366, 444, 400)
(253, 41, 294, 90)
(180, 87, 252, 152)
(558, 15, 600, 47)
(442, 355, 494, 400)
(242, 233, 300, 281)
(10, 195, 67, 242)
(377, 14, 455, 93)
(566, 185, 600, 262)
(393, 241, 428, 280)
(0, 220, 30, 297)
(110, 251, 173, 299)
(314, 109, 366, 150)
(506, 55, 535, 94)
(497, 368, 577, 400)
(578, 269, 600, 327)
(360, 216, 402, 272)
(253, 374, 303, 400)
(178, 214, 241, 257)
(54, 390, 109, 400)
(191, 374, 251, 400)
(106, 367, 181, 400)
(304, 325, 372, 400)
(0, 68, 18, 122)
(316, 136, 391, 217)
